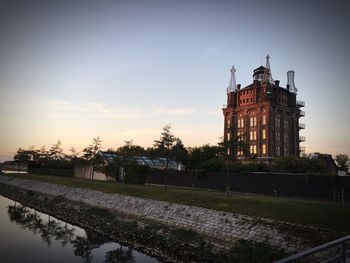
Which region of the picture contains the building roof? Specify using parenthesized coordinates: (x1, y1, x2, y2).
(253, 66, 266, 72)
(98, 151, 184, 170)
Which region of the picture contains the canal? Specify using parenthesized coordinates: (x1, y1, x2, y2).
(0, 194, 160, 263)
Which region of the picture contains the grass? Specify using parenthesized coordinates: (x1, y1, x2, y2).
(4, 173, 350, 233)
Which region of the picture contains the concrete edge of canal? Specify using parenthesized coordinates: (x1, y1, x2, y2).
(0, 175, 343, 262)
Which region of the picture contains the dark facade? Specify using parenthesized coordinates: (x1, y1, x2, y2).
(223, 57, 305, 160)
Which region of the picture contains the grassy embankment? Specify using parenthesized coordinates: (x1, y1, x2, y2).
(4, 173, 350, 233)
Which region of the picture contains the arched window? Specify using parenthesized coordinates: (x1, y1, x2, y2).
(249, 111, 257, 127)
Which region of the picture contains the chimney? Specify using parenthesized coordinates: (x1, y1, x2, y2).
(287, 70, 297, 93)
(237, 84, 241, 90)
(274, 80, 280, 86)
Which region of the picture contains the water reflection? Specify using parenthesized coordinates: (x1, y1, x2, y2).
(3, 197, 158, 263)
(8, 204, 76, 248)
(105, 247, 135, 263)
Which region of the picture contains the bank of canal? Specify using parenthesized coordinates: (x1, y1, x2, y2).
(0, 194, 159, 263)
(0, 179, 289, 262)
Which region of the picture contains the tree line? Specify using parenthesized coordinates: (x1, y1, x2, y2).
(10, 124, 350, 175)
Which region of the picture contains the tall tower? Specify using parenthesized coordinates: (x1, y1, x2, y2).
(222, 55, 305, 160)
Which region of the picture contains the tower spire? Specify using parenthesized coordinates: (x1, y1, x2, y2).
(264, 54, 274, 83)
(227, 65, 236, 93)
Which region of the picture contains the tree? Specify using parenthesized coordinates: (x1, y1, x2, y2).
(187, 144, 222, 170)
(218, 134, 244, 196)
(38, 145, 49, 161)
(171, 138, 189, 165)
(82, 137, 103, 180)
(13, 148, 31, 172)
(153, 124, 175, 153)
(153, 124, 176, 191)
(83, 137, 102, 161)
(65, 147, 80, 161)
(335, 154, 350, 174)
(117, 140, 145, 156)
(49, 140, 64, 160)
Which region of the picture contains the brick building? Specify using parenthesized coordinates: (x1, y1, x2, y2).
(222, 55, 305, 160)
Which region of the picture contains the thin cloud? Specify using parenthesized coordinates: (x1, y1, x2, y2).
(152, 107, 195, 116)
(200, 110, 221, 116)
(38, 99, 220, 120)
(43, 100, 144, 120)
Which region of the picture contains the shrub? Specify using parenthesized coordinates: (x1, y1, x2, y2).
(273, 157, 329, 174)
(124, 165, 149, 184)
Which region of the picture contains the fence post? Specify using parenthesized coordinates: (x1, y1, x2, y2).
(274, 190, 277, 198)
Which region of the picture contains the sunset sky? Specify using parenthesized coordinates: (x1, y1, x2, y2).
(0, 0, 349, 161)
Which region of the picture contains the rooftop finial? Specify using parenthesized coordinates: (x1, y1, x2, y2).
(227, 65, 236, 93)
(264, 54, 274, 83)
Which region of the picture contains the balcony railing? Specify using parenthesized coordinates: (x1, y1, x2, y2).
(297, 100, 305, 107)
(300, 146, 306, 152)
(299, 123, 305, 129)
(300, 110, 305, 117)
(299, 136, 305, 142)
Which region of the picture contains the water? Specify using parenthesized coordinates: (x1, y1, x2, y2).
(0, 195, 160, 263)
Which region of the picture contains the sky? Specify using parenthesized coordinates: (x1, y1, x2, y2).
(0, 0, 349, 161)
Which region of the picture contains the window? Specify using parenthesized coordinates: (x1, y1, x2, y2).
(262, 144, 266, 155)
(237, 148, 243, 156)
(227, 132, 231, 141)
(276, 146, 280, 156)
(249, 130, 256, 140)
(237, 132, 243, 141)
(284, 120, 288, 129)
(250, 116, 256, 127)
(237, 119, 240, 128)
(262, 129, 266, 140)
(227, 148, 231, 155)
(227, 119, 231, 128)
(250, 145, 257, 154)
(238, 118, 244, 128)
(262, 115, 266, 125)
(284, 147, 288, 156)
(276, 131, 280, 142)
(276, 116, 281, 127)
